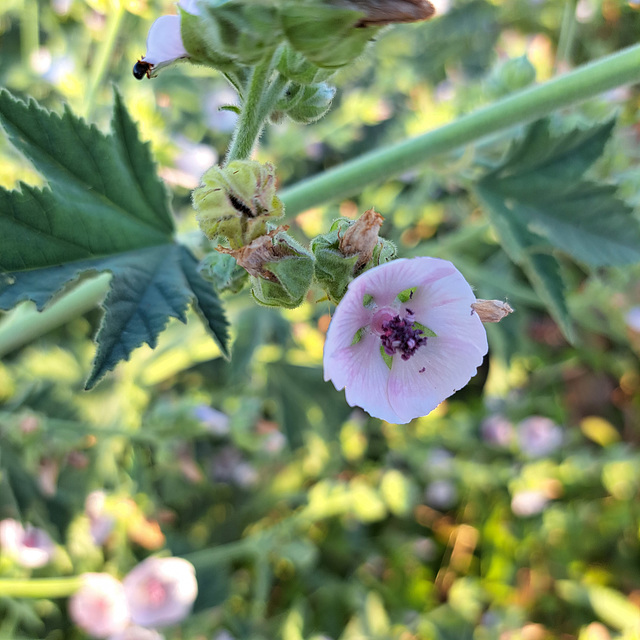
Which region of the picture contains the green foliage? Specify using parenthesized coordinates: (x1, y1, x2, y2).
(0, 90, 229, 387)
(475, 118, 640, 340)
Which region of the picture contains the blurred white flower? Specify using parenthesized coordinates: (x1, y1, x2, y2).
(85, 491, 115, 546)
(123, 557, 198, 628)
(481, 415, 515, 447)
(211, 446, 258, 488)
(204, 89, 239, 133)
(193, 405, 230, 436)
(517, 416, 563, 458)
(69, 573, 130, 638)
(174, 138, 218, 182)
(109, 627, 164, 640)
(424, 480, 458, 509)
(511, 490, 549, 517)
(0, 519, 55, 568)
(625, 306, 640, 333)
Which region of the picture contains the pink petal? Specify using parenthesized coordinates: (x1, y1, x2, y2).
(143, 16, 188, 66)
(324, 332, 399, 422)
(388, 334, 487, 423)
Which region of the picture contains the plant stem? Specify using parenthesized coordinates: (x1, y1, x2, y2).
(0, 274, 111, 358)
(280, 43, 640, 216)
(556, 0, 579, 71)
(224, 55, 278, 164)
(83, 3, 127, 119)
(0, 576, 83, 599)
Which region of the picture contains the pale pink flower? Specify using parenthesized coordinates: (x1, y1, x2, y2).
(135, 0, 199, 78)
(108, 627, 164, 640)
(85, 490, 115, 546)
(0, 519, 55, 568)
(481, 415, 515, 447)
(517, 416, 563, 458)
(323, 257, 488, 423)
(69, 573, 130, 638)
(123, 557, 198, 628)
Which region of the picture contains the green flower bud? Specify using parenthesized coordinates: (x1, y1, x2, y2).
(486, 55, 536, 98)
(193, 161, 284, 248)
(276, 45, 336, 85)
(194, 0, 282, 67)
(280, 3, 378, 69)
(311, 209, 396, 302)
(279, 82, 336, 124)
(220, 228, 315, 309)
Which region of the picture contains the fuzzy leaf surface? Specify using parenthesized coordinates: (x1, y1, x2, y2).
(0, 90, 229, 386)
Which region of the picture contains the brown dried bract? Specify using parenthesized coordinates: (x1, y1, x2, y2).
(339, 0, 436, 26)
(339, 208, 384, 269)
(218, 227, 290, 281)
(471, 299, 514, 323)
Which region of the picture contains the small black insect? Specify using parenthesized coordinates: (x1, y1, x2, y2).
(132, 59, 153, 80)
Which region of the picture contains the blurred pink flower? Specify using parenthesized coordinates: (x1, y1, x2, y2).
(108, 627, 164, 640)
(481, 415, 515, 447)
(123, 557, 198, 628)
(517, 416, 563, 457)
(0, 519, 55, 568)
(323, 257, 488, 423)
(137, 0, 199, 76)
(85, 490, 115, 546)
(69, 573, 130, 638)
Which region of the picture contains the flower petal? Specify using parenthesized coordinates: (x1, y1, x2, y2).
(324, 332, 400, 422)
(143, 15, 188, 66)
(387, 333, 487, 423)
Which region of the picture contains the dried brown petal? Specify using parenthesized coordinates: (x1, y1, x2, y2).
(471, 299, 514, 323)
(338, 0, 436, 26)
(339, 208, 384, 269)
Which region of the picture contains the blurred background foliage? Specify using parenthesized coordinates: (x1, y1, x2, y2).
(2, 0, 640, 638)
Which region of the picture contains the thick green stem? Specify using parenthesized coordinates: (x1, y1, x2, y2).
(0, 576, 83, 599)
(280, 43, 640, 216)
(224, 54, 287, 165)
(83, 4, 127, 119)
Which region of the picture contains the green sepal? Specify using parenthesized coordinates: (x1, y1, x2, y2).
(181, 7, 239, 72)
(199, 251, 250, 294)
(280, 3, 379, 69)
(276, 44, 336, 85)
(280, 82, 336, 124)
(195, 0, 282, 67)
(250, 233, 315, 309)
(311, 218, 396, 302)
(485, 55, 536, 98)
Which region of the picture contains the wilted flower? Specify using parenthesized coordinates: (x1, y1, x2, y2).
(133, 0, 199, 79)
(323, 257, 488, 423)
(69, 573, 130, 638)
(511, 489, 549, 517)
(108, 627, 164, 640)
(0, 519, 55, 568)
(123, 557, 198, 628)
(517, 416, 563, 457)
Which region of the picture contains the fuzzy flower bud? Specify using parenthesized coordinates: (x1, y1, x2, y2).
(278, 82, 336, 124)
(193, 161, 284, 248)
(312, 209, 396, 303)
(219, 228, 315, 309)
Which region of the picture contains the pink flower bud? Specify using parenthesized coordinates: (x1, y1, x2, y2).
(69, 573, 130, 638)
(0, 519, 55, 568)
(123, 557, 198, 628)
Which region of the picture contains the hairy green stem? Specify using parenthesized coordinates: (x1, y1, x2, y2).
(224, 54, 287, 165)
(0, 576, 83, 599)
(280, 43, 640, 216)
(83, 5, 127, 119)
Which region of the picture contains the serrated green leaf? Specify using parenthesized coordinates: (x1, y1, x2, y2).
(0, 91, 229, 385)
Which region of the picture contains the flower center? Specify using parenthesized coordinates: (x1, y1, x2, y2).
(145, 577, 168, 607)
(374, 307, 428, 361)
